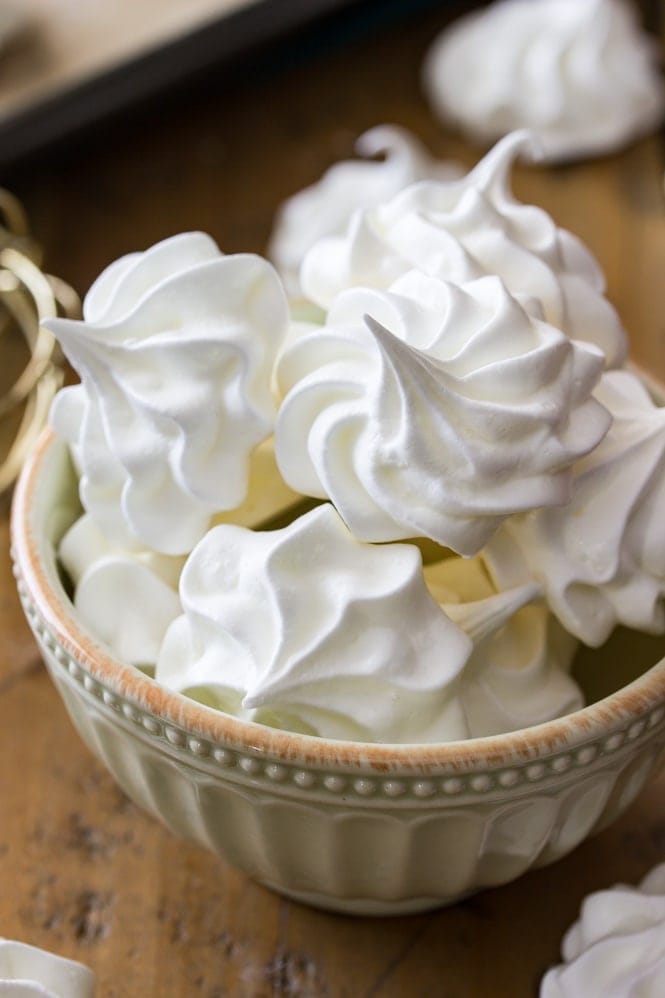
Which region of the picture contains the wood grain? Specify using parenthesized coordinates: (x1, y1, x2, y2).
(1, 3, 664, 995)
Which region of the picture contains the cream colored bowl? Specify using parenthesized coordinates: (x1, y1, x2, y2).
(11, 430, 665, 916)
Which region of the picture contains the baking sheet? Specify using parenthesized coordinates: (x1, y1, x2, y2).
(0, 0, 362, 164)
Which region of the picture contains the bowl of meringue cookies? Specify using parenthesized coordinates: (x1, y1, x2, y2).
(10, 128, 665, 916)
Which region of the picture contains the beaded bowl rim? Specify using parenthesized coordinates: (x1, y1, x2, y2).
(11, 427, 665, 773)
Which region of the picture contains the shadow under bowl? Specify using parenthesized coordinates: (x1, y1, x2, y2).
(10, 429, 665, 916)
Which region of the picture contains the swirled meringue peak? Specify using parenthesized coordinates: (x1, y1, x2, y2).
(301, 131, 628, 367)
(275, 272, 610, 556)
(48, 233, 288, 555)
(422, 0, 665, 163)
(485, 369, 665, 646)
(424, 556, 581, 736)
(540, 863, 665, 997)
(156, 503, 473, 743)
(267, 124, 461, 296)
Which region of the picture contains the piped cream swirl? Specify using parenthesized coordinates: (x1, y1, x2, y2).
(275, 273, 609, 556)
(48, 233, 288, 555)
(301, 132, 627, 367)
(156, 503, 474, 744)
(268, 124, 460, 296)
(485, 369, 665, 646)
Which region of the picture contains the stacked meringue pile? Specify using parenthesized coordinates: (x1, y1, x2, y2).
(48, 131, 665, 745)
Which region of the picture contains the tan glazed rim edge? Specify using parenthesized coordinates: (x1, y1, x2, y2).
(11, 427, 665, 773)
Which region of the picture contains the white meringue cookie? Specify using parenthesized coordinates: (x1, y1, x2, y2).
(540, 863, 665, 997)
(59, 514, 183, 667)
(75, 556, 182, 667)
(0, 939, 95, 998)
(156, 503, 474, 743)
(267, 124, 461, 296)
(423, 0, 665, 163)
(59, 512, 185, 589)
(485, 369, 665, 646)
(48, 233, 288, 555)
(301, 131, 628, 367)
(275, 273, 609, 555)
(425, 557, 581, 736)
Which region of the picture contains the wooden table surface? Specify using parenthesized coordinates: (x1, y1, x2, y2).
(1, 3, 665, 996)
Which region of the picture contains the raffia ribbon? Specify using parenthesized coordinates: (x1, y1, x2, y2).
(0, 189, 80, 493)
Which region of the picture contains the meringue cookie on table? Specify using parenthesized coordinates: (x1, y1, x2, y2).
(540, 863, 665, 997)
(156, 503, 474, 744)
(0, 938, 95, 998)
(422, 0, 665, 163)
(267, 124, 461, 296)
(424, 556, 582, 736)
(48, 233, 288, 556)
(275, 271, 609, 556)
(301, 131, 627, 367)
(485, 369, 665, 647)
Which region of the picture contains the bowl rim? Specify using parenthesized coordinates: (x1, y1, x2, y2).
(11, 426, 665, 773)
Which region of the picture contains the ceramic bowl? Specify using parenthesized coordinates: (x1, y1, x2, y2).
(11, 430, 665, 916)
